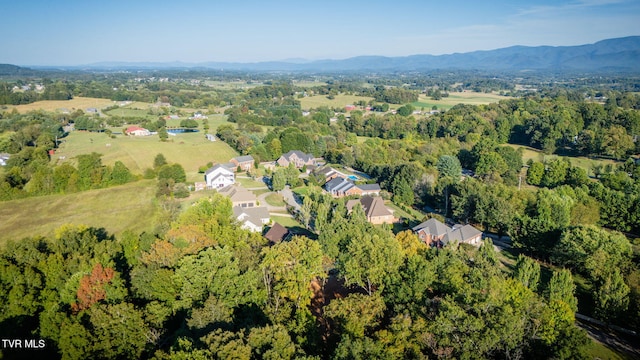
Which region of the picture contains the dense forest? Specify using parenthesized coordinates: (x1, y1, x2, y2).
(0, 70, 639, 358)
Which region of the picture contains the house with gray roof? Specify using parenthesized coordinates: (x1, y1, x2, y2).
(277, 150, 316, 168)
(204, 164, 235, 189)
(233, 206, 270, 232)
(230, 155, 255, 172)
(218, 184, 257, 208)
(412, 218, 482, 247)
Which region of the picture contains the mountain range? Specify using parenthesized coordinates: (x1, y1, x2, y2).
(10, 36, 640, 73)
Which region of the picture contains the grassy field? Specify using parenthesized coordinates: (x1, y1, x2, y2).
(0, 180, 158, 245)
(104, 106, 157, 120)
(299, 94, 374, 111)
(6, 97, 116, 113)
(235, 176, 266, 189)
(54, 130, 238, 182)
(412, 91, 511, 111)
(265, 193, 286, 207)
(504, 144, 619, 177)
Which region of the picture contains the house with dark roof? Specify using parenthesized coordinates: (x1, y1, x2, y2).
(412, 218, 482, 247)
(346, 196, 395, 224)
(315, 166, 345, 183)
(230, 155, 254, 172)
(264, 222, 290, 244)
(204, 164, 235, 189)
(277, 150, 315, 168)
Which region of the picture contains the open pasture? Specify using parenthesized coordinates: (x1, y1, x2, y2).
(0, 180, 158, 244)
(5, 97, 115, 113)
(54, 129, 238, 182)
(412, 91, 510, 110)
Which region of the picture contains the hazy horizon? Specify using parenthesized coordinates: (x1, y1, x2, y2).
(2, 0, 639, 66)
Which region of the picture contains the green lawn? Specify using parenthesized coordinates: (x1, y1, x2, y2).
(0, 180, 159, 245)
(271, 215, 301, 228)
(265, 193, 286, 207)
(585, 339, 630, 360)
(54, 130, 238, 183)
(103, 107, 156, 120)
(235, 176, 267, 189)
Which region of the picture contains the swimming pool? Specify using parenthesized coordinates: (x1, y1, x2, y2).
(167, 128, 200, 134)
(347, 175, 358, 181)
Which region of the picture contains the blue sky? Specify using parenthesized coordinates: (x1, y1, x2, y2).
(1, 0, 638, 66)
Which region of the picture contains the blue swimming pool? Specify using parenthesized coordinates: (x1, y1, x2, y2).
(348, 175, 358, 181)
(167, 128, 200, 134)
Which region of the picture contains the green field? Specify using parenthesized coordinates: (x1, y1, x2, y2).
(54, 130, 238, 183)
(265, 193, 286, 207)
(412, 91, 511, 110)
(299, 94, 374, 111)
(104, 106, 157, 120)
(0, 180, 159, 244)
(504, 144, 619, 177)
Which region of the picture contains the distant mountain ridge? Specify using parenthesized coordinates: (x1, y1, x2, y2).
(17, 36, 640, 73)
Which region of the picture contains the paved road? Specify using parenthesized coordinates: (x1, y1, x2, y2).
(486, 232, 640, 357)
(576, 319, 640, 359)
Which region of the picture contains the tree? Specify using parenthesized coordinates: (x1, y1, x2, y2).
(547, 269, 578, 313)
(526, 161, 544, 186)
(158, 126, 168, 141)
(339, 233, 403, 295)
(157, 163, 186, 183)
(154, 153, 168, 169)
(271, 170, 286, 191)
(437, 155, 462, 180)
(513, 255, 541, 291)
(595, 269, 630, 322)
(109, 161, 133, 185)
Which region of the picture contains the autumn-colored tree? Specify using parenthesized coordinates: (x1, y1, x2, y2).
(73, 263, 115, 311)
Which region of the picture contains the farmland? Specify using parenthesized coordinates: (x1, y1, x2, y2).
(412, 91, 511, 110)
(299, 94, 374, 110)
(5, 96, 115, 113)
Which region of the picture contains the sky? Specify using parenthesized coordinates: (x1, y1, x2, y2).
(1, 0, 638, 66)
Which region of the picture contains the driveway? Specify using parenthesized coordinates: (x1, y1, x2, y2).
(280, 185, 301, 211)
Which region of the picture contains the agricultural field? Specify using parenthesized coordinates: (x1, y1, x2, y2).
(0, 180, 158, 244)
(53, 129, 238, 182)
(103, 106, 157, 120)
(299, 94, 374, 110)
(5, 97, 115, 113)
(412, 91, 511, 110)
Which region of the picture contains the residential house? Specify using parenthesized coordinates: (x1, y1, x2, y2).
(218, 184, 257, 208)
(264, 222, 290, 244)
(412, 218, 482, 247)
(277, 150, 315, 169)
(325, 177, 355, 197)
(230, 155, 254, 172)
(346, 196, 394, 225)
(0, 153, 9, 166)
(85, 107, 98, 114)
(325, 177, 382, 198)
(233, 206, 270, 232)
(204, 164, 235, 189)
(126, 126, 151, 136)
(315, 166, 345, 183)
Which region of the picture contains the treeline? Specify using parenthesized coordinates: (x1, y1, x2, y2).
(0, 192, 591, 359)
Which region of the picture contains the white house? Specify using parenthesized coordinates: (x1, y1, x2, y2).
(126, 126, 151, 136)
(0, 153, 9, 166)
(233, 206, 270, 232)
(204, 164, 235, 189)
